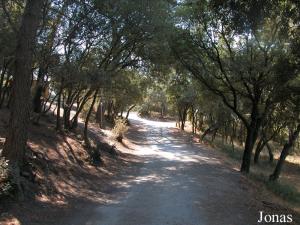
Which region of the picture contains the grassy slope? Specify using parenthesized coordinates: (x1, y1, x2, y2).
(199, 133, 300, 214)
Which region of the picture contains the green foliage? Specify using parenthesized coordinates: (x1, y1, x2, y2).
(1, 0, 299, 204)
(137, 82, 168, 116)
(138, 103, 151, 117)
(109, 70, 144, 114)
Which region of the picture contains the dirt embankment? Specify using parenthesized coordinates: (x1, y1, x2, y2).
(0, 109, 140, 225)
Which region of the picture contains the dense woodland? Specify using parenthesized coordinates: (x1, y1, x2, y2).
(0, 0, 299, 201)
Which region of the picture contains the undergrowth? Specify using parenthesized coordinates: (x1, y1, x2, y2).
(203, 136, 300, 205)
(205, 138, 243, 161)
(249, 173, 300, 205)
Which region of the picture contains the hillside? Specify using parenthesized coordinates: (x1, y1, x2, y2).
(0, 109, 140, 225)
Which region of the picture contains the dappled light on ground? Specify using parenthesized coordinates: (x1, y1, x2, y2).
(127, 113, 222, 165)
(66, 114, 269, 225)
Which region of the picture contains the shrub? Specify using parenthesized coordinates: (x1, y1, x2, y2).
(90, 146, 102, 166)
(112, 118, 128, 142)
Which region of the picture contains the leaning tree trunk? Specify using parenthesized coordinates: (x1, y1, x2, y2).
(70, 89, 93, 129)
(84, 90, 98, 147)
(269, 124, 300, 181)
(2, 0, 44, 197)
(254, 136, 274, 164)
(125, 104, 136, 120)
(254, 138, 264, 164)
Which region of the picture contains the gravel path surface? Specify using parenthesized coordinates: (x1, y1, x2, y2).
(67, 114, 268, 225)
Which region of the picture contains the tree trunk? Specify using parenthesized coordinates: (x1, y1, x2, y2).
(96, 100, 102, 122)
(96, 100, 105, 128)
(43, 93, 57, 114)
(254, 136, 273, 164)
(84, 90, 98, 147)
(63, 89, 74, 129)
(198, 114, 204, 131)
(240, 118, 260, 173)
(125, 104, 136, 120)
(254, 138, 264, 164)
(70, 89, 93, 128)
(191, 106, 195, 134)
(32, 67, 46, 113)
(56, 85, 63, 130)
(106, 100, 114, 120)
(269, 124, 300, 181)
(266, 142, 273, 163)
(2, 0, 44, 198)
(178, 106, 188, 131)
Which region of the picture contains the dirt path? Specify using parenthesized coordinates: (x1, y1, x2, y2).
(65, 114, 294, 225)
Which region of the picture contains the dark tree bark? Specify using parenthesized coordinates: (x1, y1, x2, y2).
(269, 124, 300, 181)
(70, 89, 93, 129)
(96, 100, 102, 122)
(240, 103, 262, 173)
(3, 0, 44, 162)
(254, 138, 264, 164)
(254, 128, 276, 164)
(32, 85, 43, 113)
(32, 67, 46, 113)
(63, 89, 75, 129)
(125, 104, 136, 120)
(96, 100, 105, 128)
(178, 105, 188, 131)
(198, 113, 204, 132)
(106, 99, 114, 120)
(84, 90, 98, 147)
(191, 106, 195, 134)
(2, 0, 45, 197)
(63, 88, 83, 129)
(43, 93, 58, 114)
(266, 142, 274, 163)
(240, 120, 261, 173)
(56, 85, 63, 131)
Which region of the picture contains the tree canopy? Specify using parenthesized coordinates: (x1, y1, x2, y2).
(0, 0, 299, 199)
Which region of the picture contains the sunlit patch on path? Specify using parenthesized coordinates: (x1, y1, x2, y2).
(67, 113, 264, 225)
